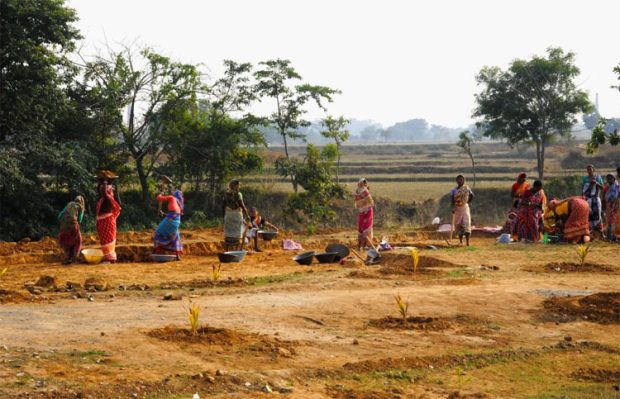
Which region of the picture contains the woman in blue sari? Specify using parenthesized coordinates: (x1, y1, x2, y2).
(153, 177, 184, 260)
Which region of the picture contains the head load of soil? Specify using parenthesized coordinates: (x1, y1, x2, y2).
(540, 292, 620, 324)
(378, 252, 459, 275)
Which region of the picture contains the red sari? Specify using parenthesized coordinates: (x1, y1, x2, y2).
(513, 189, 546, 242)
(96, 184, 121, 261)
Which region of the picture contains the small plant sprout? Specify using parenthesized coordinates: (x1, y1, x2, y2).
(394, 294, 409, 325)
(187, 301, 201, 335)
(212, 264, 221, 282)
(575, 244, 591, 266)
(411, 248, 419, 272)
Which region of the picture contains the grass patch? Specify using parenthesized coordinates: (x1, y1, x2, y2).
(246, 271, 307, 286)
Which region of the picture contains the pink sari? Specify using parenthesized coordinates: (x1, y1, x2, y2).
(355, 188, 374, 247)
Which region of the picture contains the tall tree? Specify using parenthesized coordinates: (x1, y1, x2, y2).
(320, 115, 350, 183)
(457, 131, 476, 189)
(83, 46, 200, 208)
(253, 59, 340, 159)
(473, 47, 592, 180)
(0, 0, 93, 240)
(167, 60, 264, 210)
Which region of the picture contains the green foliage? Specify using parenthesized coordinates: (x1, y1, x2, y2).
(320, 116, 350, 182)
(543, 176, 583, 200)
(474, 47, 592, 180)
(587, 118, 619, 154)
(167, 107, 264, 213)
(276, 144, 344, 227)
(0, 0, 88, 241)
(457, 130, 476, 188)
(83, 46, 201, 208)
(254, 59, 340, 162)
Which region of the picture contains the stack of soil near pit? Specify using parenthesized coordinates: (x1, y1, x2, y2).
(379, 252, 458, 275)
(543, 262, 616, 273)
(147, 325, 296, 358)
(368, 316, 451, 331)
(540, 292, 620, 324)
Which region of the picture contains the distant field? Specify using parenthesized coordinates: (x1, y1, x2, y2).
(247, 141, 618, 202)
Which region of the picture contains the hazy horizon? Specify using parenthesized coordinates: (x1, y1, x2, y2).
(69, 0, 620, 128)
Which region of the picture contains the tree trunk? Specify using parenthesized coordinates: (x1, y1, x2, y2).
(469, 153, 476, 189)
(135, 157, 150, 209)
(535, 139, 545, 181)
(336, 147, 341, 184)
(282, 133, 289, 159)
(540, 139, 546, 182)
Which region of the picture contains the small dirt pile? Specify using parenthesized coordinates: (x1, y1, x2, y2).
(379, 253, 457, 276)
(368, 316, 451, 331)
(147, 325, 296, 358)
(540, 292, 620, 324)
(543, 262, 616, 273)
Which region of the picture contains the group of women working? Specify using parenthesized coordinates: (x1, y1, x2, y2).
(58, 171, 184, 264)
(57, 163, 619, 263)
(507, 165, 620, 244)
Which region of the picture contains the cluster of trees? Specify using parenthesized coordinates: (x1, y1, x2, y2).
(260, 118, 473, 145)
(0, 0, 346, 240)
(473, 48, 619, 180)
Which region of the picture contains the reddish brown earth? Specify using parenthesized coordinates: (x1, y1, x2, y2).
(0, 227, 619, 398)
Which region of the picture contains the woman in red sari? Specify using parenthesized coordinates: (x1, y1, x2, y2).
(355, 178, 377, 252)
(547, 197, 590, 243)
(513, 180, 546, 242)
(96, 171, 121, 263)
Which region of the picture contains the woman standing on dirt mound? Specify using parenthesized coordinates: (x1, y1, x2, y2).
(96, 171, 122, 263)
(355, 178, 378, 253)
(153, 176, 184, 260)
(222, 180, 249, 250)
(547, 197, 590, 243)
(58, 195, 85, 264)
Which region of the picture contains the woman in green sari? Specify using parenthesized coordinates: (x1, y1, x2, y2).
(58, 196, 85, 264)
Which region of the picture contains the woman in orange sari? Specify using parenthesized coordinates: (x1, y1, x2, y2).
(96, 171, 122, 263)
(511, 173, 530, 209)
(547, 197, 590, 243)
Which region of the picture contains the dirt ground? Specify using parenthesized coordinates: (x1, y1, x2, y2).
(0, 227, 619, 399)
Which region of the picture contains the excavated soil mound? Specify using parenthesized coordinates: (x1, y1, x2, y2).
(379, 253, 458, 275)
(571, 368, 620, 383)
(343, 349, 534, 374)
(147, 325, 296, 357)
(543, 262, 616, 273)
(540, 292, 620, 324)
(0, 289, 30, 304)
(368, 316, 451, 331)
(326, 386, 404, 399)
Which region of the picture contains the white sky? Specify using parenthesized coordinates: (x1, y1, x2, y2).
(69, 0, 620, 128)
